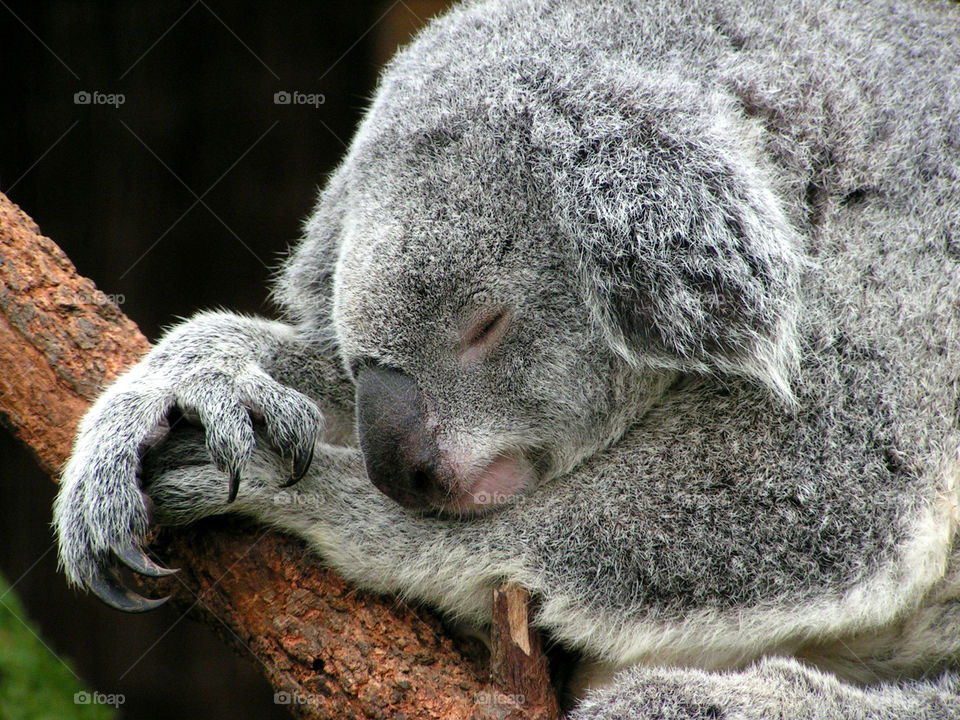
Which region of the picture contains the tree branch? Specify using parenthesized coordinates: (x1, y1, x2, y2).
(0, 191, 559, 720)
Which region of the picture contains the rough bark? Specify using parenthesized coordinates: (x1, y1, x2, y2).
(0, 197, 151, 473)
(490, 584, 562, 718)
(0, 190, 559, 720)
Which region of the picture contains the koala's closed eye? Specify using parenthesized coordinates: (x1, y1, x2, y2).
(459, 307, 510, 361)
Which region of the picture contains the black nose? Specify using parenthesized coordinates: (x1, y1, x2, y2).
(356, 363, 446, 510)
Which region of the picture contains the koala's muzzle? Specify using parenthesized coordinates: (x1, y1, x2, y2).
(356, 363, 447, 510)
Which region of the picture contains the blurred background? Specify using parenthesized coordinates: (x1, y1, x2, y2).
(0, 1, 450, 717)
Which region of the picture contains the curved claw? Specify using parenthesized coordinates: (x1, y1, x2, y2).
(86, 568, 170, 613)
(112, 543, 178, 577)
(283, 443, 315, 488)
(227, 469, 241, 504)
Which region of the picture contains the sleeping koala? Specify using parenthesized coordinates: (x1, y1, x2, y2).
(54, 0, 960, 716)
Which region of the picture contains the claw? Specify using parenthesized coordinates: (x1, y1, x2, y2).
(112, 543, 178, 577)
(227, 468, 241, 504)
(283, 443, 315, 487)
(86, 568, 170, 613)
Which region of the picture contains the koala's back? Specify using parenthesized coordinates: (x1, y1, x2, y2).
(342, 0, 960, 675)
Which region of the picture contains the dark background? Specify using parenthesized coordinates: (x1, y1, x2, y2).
(0, 1, 449, 718)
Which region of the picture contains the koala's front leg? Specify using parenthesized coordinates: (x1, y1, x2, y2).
(53, 310, 354, 611)
(140, 424, 506, 625)
(568, 658, 960, 720)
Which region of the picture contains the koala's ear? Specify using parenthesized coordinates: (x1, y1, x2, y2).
(549, 89, 804, 404)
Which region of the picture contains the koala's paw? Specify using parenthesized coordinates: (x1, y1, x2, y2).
(53, 391, 179, 613)
(53, 361, 324, 612)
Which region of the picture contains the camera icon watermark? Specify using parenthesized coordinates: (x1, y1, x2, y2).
(73, 90, 125, 108)
(63, 289, 126, 306)
(471, 490, 518, 506)
(74, 691, 125, 707)
(273, 90, 325, 108)
(272, 490, 324, 508)
(274, 690, 321, 706)
(474, 690, 525, 706)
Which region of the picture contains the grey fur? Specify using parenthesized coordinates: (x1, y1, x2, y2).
(53, 0, 960, 716)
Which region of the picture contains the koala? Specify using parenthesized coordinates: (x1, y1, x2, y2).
(53, 0, 960, 716)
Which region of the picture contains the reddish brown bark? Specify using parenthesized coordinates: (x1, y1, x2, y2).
(490, 584, 562, 718)
(0, 196, 151, 473)
(0, 190, 559, 719)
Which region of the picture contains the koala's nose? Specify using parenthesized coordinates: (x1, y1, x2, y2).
(355, 363, 447, 510)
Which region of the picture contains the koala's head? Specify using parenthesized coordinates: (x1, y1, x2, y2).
(279, 69, 802, 515)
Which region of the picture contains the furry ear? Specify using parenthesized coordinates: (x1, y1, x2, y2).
(545, 81, 803, 403)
